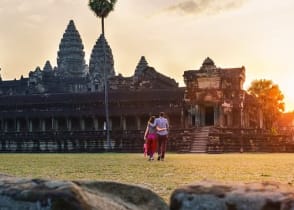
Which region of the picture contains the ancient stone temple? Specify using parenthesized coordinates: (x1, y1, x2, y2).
(183, 57, 262, 129)
(1, 20, 287, 153)
(0, 20, 185, 152)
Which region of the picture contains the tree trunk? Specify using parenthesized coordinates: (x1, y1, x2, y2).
(101, 17, 105, 35)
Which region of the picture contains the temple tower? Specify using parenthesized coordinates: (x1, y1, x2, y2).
(133, 56, 149, 83)
(134, 56, 148, 76)
(57, 20, 87, 78)
(43, 60, 53, 72)
(89, 34, 115, 91)
(200, 57, 217, 71)
(42, 60, 55, 83)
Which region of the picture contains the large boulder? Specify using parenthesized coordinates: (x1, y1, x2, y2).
(170, 181, 294, 210)
(0, 174, 168, 210)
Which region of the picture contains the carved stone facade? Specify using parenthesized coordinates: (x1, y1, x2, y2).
(184, 57, 262, 129)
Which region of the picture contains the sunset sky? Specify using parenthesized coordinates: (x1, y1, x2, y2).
(0, 0, 294, 111)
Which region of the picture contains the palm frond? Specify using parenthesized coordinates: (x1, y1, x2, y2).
(88, 0, 117, 18)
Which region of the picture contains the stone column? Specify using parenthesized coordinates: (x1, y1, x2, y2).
(180, 108, 185, 128)
(51, 117, 58, 131)
(195, 105, 200, 127)
(0, 118, 3, 132)
(40, 119, 46, 132)
(219, 106, 224, 127)
(67, 118, 72, 131)
(121, 116, 126, 131)
(93, 117, 99, 131)
(55, 119, 59, 131)
(28, 119, 33, 132)
(136, 116, 141, 130)
(80, 118, 85, 131)
(16, 119, 20, 132)
(4, 119, 8, 132)
(188, 106, 192, 127)
(199, 105, 204, 127)
(109, 118, 112, 131)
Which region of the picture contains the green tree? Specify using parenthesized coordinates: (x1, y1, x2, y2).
(248, 79, 285, 129)
(88, 0, 117, 35)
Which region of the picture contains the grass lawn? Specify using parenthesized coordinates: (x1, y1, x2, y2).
(1, 153, 294, 202)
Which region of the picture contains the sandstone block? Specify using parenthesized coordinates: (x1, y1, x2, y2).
(170, 181, 294, 210)
(0, 174, 168, 210)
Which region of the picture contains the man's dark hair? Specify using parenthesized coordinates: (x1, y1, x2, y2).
(160, 112, 164, 117)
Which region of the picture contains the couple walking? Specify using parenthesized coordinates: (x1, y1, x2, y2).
(144, 112, 169, 161)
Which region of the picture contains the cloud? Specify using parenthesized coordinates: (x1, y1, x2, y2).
(164, 0, 248, 16)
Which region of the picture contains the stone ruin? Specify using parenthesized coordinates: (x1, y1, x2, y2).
(1, 174, 294, 210)
(0, 19, 293, 154)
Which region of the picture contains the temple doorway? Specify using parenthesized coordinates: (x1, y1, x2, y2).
(205, 106, 214, 126)
(191, 115, 196, 126)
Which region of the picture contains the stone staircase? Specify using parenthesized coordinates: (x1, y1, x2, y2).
(189, 126, 211, 153)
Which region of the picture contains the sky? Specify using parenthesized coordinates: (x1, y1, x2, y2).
(0, 0, 294, 111)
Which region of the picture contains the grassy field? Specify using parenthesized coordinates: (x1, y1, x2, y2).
(1, 153, 294, 202)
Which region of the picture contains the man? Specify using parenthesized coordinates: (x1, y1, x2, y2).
(154, 112, 169, 161)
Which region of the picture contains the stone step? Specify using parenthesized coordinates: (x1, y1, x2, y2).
(189, 150, 207, 153)
(192, 135, 208, 138)
(192, 138, 208, 141)
(191, 149, 207, 152)
(192, 142, 207, 144)
(197, 129, 210, 132)
(191, 145, 207, 148)
(191, 145, 207, 149)
(191, 142, 207, 144)
(196, 128, 210, 131)
(193, 135, 209, 138)
(189, 127, 210, 153)
(192, 138, 207, 141)
(191, 141, 207, 144)
(194, 131, 210, 134)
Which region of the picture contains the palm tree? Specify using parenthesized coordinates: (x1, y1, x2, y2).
(88, 0, 117, 35)
(88, 0, 117, 150)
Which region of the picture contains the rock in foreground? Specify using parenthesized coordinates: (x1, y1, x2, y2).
(0, 174, 168, 210)
(170, 181, 294, 210)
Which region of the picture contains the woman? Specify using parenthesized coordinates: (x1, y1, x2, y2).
(144, 116, 157, 161)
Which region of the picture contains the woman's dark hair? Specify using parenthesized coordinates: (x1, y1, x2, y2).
(148, 116, 155, 123)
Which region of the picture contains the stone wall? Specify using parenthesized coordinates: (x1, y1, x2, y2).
(0, 130, 187, 153)
(170, 181, 294, 210)
(207, 131, 294, 153)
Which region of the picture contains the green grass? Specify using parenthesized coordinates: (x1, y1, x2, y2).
(1, 153, 294, 202)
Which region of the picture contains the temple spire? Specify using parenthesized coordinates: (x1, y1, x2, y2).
(57, 20, 86, 78)
(200, 57, 216, 71)
(134, 56, 149, 76)
(89, 34, 115, 83)
(43, 60, 53, 72)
